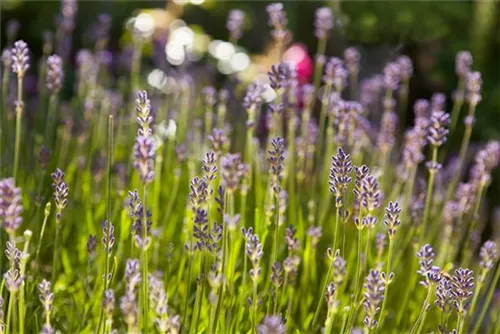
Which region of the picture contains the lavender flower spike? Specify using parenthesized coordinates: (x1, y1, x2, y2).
(427, 110, 450, 148)
(479, 240, 497, 272)
(451, 268, 474, 314)
(135, 90, 153, 137)
(51, 169, 69, 223)
(314, 7, 333, 41)
(384, 201, 401, 239)
(133, 135, 156, 184)
(11, 40, 30, 77)
(0, 178, 23, 236)
(363, 269, 385, 329)
(455, 51, 473, 78)
(221, 153, 247, 193)
(46, 55, 64, 93)
(227, 9, 245, 42)
(257, 314, 285, 334)
(329, 147, 353, 205)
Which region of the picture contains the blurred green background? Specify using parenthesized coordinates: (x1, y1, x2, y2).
(1, 0, 499, 219)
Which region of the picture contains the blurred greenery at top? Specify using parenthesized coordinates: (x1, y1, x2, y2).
(1, 0, 499, 204)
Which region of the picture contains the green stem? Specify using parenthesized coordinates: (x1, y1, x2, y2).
(473, 260, 500, 334)
(141, 184, 149, 331)
(51, 216, 61, 285)
(35, 203, 51, 267)
(421, 147, 438, 242)
(311, 262, 333, 330)
(377, 237, 394, 331)
(13, 76, 23, 180)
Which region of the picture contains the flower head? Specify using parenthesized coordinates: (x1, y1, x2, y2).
(427, 110, 450, 147)
(227, 9, 245, 42)
(0, 178, 23, 236)
(329, 148, 353, 204)
(46, 54, 64, 92)
(11, 40, 30, 77)
(362, 269, 385, 329)
(314, 7, 333, 41)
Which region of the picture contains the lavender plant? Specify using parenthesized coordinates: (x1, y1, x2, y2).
(0, 3, 499, 334)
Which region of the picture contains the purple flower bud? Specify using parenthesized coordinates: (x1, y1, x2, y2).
(435, 274, 453, 312)
(101, 220, 115, 253)
(455, 51, 473, 78)
(267, 3, 288, 42)
(479, 240, 498, 272)
(46, 54, 64, 92)
(451, 268, 474, 314)
(333, 253, 347, 286)
(466, 71, 482, 105)
(344, 47, 360, 74)
(202, 86, 217, 107)
(383, 62, 400, 91)
(51, 169, 69, 221)
(242, 83, 265, 111)
(0, 178, 23, 236)
(227, 9, 245, 42)
(102, 289, 115, 316)
(11, 40, 30, 77)
(329, 148, 353, 202)
(377, 111, 398, 153)
(362, 269, 385, 329)
(135, 91, 153, 137)
(208, 128, 227, 155)
(4, 268, 24, 292)
(257, 315, 285, 334)
(397, 55, 413, 80)
(38, 279, 54, 315)
(2, 48, 12, 67)
(416, 244, 435, 286)
(323, 57, 348, 90)
(413, 99, 429, 119)
(268, 62, 294, 91)
(271, 261, 284, 288)
(314, 7, 333, 40)
(133, 135, 156, 184)
(431, 93, 446, 112)
(384, 201, 401, 238)
(221, 153, 247, 193)
(269, 137, 286, 178)
(427, 110, 450, 147)
(361, 174, 380, 212)
(246, 232, 263, 270)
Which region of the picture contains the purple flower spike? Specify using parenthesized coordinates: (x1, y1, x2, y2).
(363, 269, 385, 329)
(133, 135, 156, 184)
(314, 7, 333, 41)
(466, 71, 482, 106)
(0, 178, 23, 236)
(11, 40, 30, 77)
(427, 110, 450, 148)
(451, 268, 474, 314)
(455, 51, 473, 78)
(329, 147, 353, 204)
(46, 55, 64, 92)
(383, 62, 400, 91)
(227, 9, 245, 42)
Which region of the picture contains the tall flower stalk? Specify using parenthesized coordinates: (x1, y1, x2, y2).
(11, 40, 30, 179)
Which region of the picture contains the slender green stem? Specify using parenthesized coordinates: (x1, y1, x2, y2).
(35, 203, 51, 267)
(6, 292, 17, 334)
(13, 76, 23, 180)
(473, 260, 500, 334)
(421, 147, 438, 242)
(410, 283, 432, 334)
(51, 216, 61, 285)
(141, 183, 149, 331)
(377, 237, 394, 331)
(313, 39, 327, 90)
(312, 262, 333, 329)
(446, 102, 476, 202)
